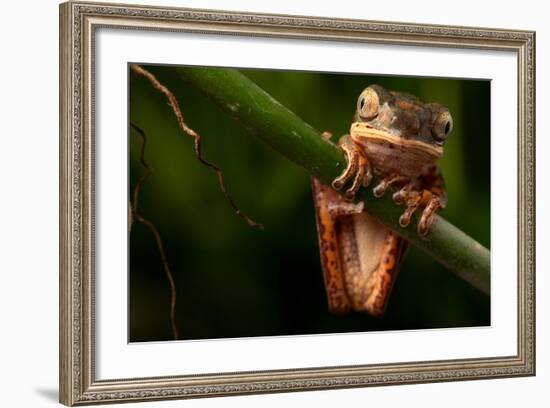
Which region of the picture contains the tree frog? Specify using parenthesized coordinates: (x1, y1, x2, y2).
(312, 85, 453, 316)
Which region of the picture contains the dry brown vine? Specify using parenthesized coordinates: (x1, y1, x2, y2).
(130, 63, 263, 229)
(130, 122, 179, 340)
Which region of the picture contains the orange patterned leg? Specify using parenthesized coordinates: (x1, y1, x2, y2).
(364, 230, 407, 316)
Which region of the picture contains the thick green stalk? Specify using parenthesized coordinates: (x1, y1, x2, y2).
(144, 65, 490, 295)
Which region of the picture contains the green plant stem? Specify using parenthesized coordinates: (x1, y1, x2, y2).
(144, 65, 490, 296)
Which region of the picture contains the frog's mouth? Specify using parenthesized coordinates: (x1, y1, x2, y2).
(350, 122, 443, 159)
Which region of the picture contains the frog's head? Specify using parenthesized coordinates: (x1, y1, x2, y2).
(350, 85, 453, 162)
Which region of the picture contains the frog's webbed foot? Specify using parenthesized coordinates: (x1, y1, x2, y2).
(372, 175, 409, 198)
(331, 135, 372, 200)
(397, 190, 444, 236)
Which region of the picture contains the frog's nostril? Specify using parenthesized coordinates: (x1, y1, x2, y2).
(445, 121, 451, 135)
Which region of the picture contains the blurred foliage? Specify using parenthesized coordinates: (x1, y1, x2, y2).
(129, 65, 490, 342)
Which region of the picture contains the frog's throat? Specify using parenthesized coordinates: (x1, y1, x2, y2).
(350, 122, 443, 159)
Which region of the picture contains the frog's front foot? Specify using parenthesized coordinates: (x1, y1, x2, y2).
(417, 196, 443, 236)
(372, 175, 409, 198)
(397, 190, 443, 236)
(331, 135, 372, 200)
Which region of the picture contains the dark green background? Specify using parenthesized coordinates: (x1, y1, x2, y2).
(129, 65, 491, 342)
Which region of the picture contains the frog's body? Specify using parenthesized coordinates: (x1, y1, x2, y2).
(313, 85, 452, 316)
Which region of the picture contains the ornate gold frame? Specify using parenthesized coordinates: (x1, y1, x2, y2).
(59, 1, 535, 405)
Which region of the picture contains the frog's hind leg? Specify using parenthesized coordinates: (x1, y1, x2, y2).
(312, 178, 362, 314)
(365, 230, 408, 317)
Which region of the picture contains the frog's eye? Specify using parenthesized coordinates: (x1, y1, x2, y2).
(357, 88, 380, 120)
(432, 111, 453, 142)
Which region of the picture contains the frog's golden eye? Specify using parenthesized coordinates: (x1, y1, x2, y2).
(357, 88, 380, 120)
(432, 111, 453, 142)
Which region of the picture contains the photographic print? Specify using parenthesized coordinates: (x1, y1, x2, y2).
(60, 3, 534, 404)
(128, 65, 491, 342)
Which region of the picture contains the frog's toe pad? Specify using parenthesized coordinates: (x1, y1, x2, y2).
(372, 184, 386, 198)
(392, 191, 406, 205)
(399, 213, 411, 228)
(332, 179, 345, 190)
